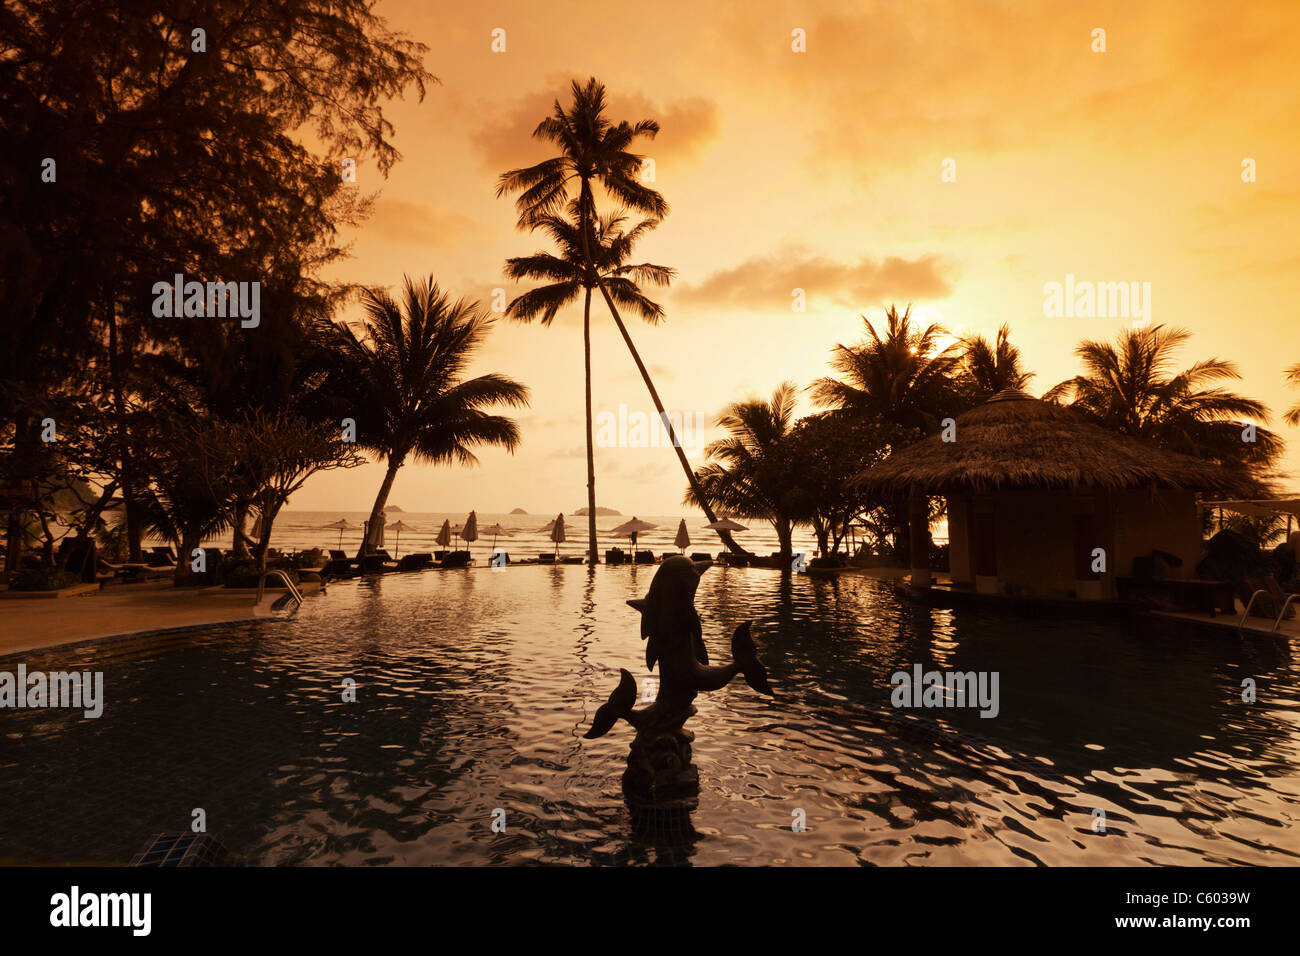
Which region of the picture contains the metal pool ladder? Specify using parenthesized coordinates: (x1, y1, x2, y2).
(1237, 589, 1299, 636)
(257, 570, 304, 617)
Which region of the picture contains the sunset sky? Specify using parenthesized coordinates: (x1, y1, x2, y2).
(297, 0, 1300, 516)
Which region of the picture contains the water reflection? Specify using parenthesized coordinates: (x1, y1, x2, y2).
(0, 566, 1296, 865)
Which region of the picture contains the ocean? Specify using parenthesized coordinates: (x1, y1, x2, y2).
(201, 510, 824, 559)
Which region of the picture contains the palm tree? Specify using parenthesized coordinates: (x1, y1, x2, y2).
(959, 323, 1033, 403)
(685, 383, 801, 560)
(497, 77, 747, 556)
(1284, 363, 1300, 427)
(328, 276, 531, 553)
(811, 305, 965, 434)
(504, 202, 673, 564)
(1043, 325, 1281, 470)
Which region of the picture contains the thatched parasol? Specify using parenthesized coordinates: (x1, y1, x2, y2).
(854, 389, 1260, 496)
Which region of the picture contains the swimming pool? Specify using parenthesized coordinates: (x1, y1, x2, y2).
(2, 566, 1297, 865)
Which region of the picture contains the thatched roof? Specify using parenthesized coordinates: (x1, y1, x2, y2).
(854, 389, 1259, 496)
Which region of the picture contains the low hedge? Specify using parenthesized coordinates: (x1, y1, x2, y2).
(10, 568, 79, 591)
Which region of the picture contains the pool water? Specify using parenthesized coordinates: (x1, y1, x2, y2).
(2, 566, 1298, 865)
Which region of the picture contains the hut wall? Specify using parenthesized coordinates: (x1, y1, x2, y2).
(1111, 489, 1203, 579)
(993, 490, 1079, 597)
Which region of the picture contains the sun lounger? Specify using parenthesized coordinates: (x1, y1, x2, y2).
(441, 551, 472, 568)
(361, 549, 400, 573)
(605, 548, 626, 565)
(690, 553, 713, 563)
(397, 552, 432, 571)
(538, 553, 555, 564)
(634, 550, 655, 565)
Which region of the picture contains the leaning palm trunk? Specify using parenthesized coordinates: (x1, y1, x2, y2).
(361, 458, 402, 556)
(583, 287, 599, 564)
(592, 277, 749, 557)
(574, 185, 748, 558)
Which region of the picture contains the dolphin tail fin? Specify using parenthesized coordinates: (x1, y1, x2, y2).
(583, 668, 638, 738)
(731, 622, 773, 696)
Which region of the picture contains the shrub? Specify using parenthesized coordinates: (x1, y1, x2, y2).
(11, 568, 79, 591)
(219, 559, 300, 589)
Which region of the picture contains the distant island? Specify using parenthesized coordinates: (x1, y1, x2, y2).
(574, 506, 621, 516)
(385, 505, 404, 513)
(509, 507, 528, 514)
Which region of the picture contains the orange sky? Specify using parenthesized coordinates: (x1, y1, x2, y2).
(297, 0, 1300, 516)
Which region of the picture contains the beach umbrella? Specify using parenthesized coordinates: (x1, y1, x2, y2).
(611, 516, 657, 550)
(704, 517, 748, 532)
(550, 513, 566, 556)
(371, 511, 386, 551)
(435, 519, 452, 548)
(674, 519, 691, 553)
(481, 523, 511, 550)
(323, 518, 359, 549)
(463, 511, 479, 554)
(388, 520, 413, 557)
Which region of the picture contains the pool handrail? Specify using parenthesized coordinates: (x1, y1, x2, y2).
(257, 569, 304, 616)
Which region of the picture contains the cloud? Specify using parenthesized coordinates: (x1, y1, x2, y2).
(471, 81, 720, 173)
(672, 248, 955, 310)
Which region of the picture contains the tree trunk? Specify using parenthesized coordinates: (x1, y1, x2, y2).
(174, 529, 201, 587)
(812, 519, 830, 556)
(107, 299, 143, 562)
(575, 185, 749, 558)
(775, 518, 793, 562)
(582, 286, 599, 564)
(232, 502, 249, 556)
(360, 458, 402, 557)
(4, 508, 21, 580)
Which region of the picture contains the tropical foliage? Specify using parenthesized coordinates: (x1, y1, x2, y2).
(1042, 325, 1281, 474)
(324, 277, 530, 554)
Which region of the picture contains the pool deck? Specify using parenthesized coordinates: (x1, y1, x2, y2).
(0, 581, 275, 658)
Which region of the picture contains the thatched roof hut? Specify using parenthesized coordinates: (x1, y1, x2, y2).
(855, 390, 1259, 601)
(855, 389, 1257, 497)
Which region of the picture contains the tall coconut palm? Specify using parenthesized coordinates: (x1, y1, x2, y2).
(328, 277, 530, 553)
(497, 76, 747, 556)
(685, 383, 801, 560)
(959, 323, 1033, 403)
(1284, 363, 1300, 427)
(504, 202, 673, 564)
(1043, 325, 1281, 470)
(811, 304, 965, 434)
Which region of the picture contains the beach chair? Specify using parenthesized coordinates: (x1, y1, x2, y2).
(538, 553, 556, 564)
(634, 550, 655, 565)
(441, 551, 472, 568)
(605, 548, 626, 565)
(690, 553, 713, 563)
(148, 545, 178, 567)
(361, 549, 400, 573)
(397, 552, 432, 571)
